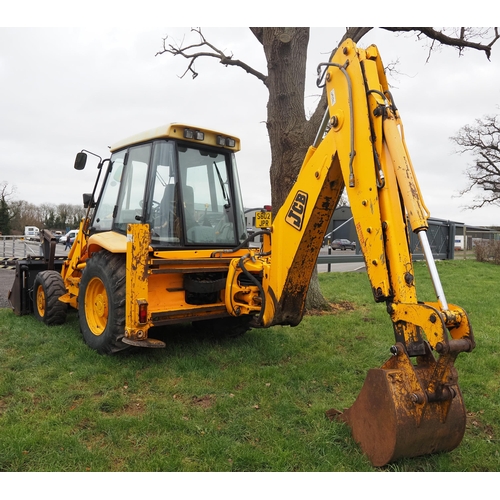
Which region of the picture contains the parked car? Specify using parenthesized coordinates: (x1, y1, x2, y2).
(331, 238, 356, 250)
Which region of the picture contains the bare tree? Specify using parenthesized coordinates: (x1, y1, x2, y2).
(157, 27, 498, 309)
(39, 203, 57, 223)
(0, 181, 16, 200)
(9, 200, 42, 231)
(452, 113, 500, 209)
(0, 181, 17, 235)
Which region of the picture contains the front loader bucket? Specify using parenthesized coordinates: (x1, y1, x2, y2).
(9, 260, 33, 316)
(8, 257, 66, 316)
(328, 345, 467, 466)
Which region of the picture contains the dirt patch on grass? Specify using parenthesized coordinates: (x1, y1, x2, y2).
(467, 411, 495, 440)
(124, 399, 146, 415)
(191, 394, 215, 409)
(307, 300, 356, 316)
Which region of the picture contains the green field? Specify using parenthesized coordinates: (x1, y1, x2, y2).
(0, 260, 499, 472)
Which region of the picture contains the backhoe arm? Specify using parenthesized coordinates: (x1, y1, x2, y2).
(254, 39, 431, 326)
(226, 39, 474, 466)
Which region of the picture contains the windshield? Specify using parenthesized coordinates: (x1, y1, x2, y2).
(178, 146, 236, 245)
(149, 143, 247, 246)
(92, 140, 247, 248)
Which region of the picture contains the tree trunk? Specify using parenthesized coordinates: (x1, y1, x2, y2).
(261, 28, 311, 209)
(258, 28, 330, 310)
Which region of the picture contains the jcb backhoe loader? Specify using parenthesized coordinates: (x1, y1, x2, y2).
(9, 39, 475, 466)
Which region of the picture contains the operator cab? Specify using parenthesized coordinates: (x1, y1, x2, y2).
(81, 124, 248, 249)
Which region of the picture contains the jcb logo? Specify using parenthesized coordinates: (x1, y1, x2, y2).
(285, 190, 308, 231)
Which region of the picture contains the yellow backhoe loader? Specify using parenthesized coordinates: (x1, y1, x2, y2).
(9, 39, 475, 466)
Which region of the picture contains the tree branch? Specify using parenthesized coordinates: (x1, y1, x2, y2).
(156, 28, 268, 85)
(341, 27, 374, 44)
(382, 27, 500, 60)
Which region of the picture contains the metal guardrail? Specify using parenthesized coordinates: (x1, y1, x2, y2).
(1, 236, 40, 260)
(317, 253, 365, 273)
(317, 254, 364, 265)
(317, 248, 448, 268)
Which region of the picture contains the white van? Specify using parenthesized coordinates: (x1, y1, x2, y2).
(59, 229, 79, 245)
(24, 226, 40, 240)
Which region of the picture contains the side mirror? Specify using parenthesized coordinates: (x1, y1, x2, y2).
(74, 152, 87, 170)
(83, 193, 95, 208)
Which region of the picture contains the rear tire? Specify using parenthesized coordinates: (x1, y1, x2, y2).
(33, 270, 67, 325)
(78, 251, 130, 354)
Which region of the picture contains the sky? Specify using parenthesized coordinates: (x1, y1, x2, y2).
(1, 10, 499, 228)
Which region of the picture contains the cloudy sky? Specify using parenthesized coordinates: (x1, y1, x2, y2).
(1, 18, 499, 227)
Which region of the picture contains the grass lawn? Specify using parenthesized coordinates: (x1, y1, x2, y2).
(0, 260, 499, 472)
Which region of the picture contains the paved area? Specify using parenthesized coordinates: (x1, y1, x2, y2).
(317, 261, 366, 273)
(0, 269, 15, 308)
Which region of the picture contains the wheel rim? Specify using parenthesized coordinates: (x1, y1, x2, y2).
(85, 277, 108, 336)
(36, 284, 46, 318)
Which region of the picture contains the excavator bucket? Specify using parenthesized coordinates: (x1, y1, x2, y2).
(327, 343, 467, 467)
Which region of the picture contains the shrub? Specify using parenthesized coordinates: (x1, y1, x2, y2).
(474, 239, 500, 265)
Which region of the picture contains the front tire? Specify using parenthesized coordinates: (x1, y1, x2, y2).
(78, 251, 130, 354)
(33, 270, 67, 325)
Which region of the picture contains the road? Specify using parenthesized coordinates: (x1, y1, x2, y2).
(317, 246, 366, 273)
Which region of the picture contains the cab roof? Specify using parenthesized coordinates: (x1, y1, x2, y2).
(109, 123, 241, 153)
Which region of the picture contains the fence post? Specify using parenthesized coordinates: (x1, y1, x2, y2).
(448, 222, 455, 260)
(463, 226, 467, 260)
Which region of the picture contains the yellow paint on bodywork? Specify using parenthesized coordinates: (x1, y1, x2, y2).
(225, 252, 269, 318)
(88, 231, 128, 254)
(258, 135, 346, 327)
(125, 224, 151, 340)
